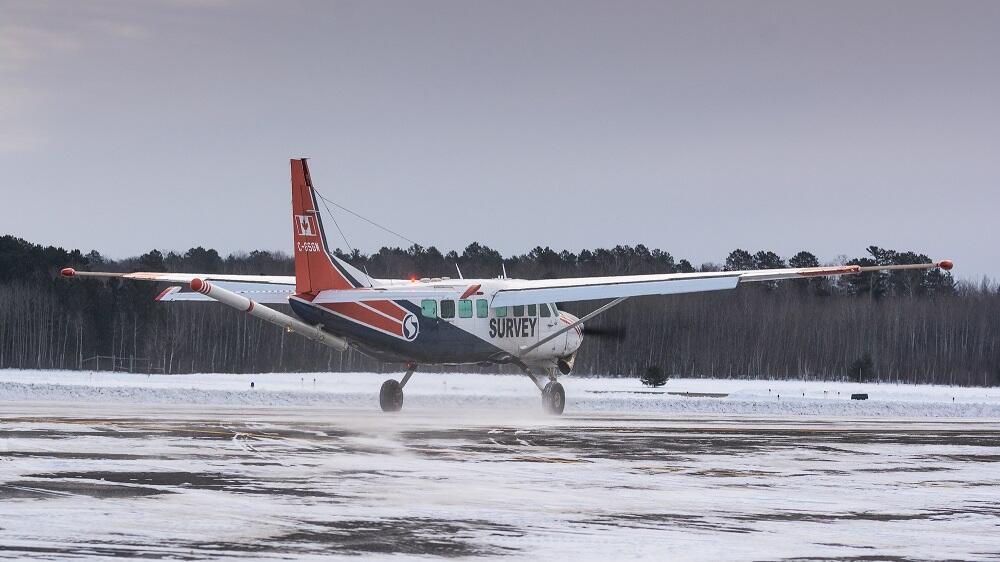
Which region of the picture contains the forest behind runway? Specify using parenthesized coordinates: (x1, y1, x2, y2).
(1, 235, 998, 385)
(0, 403, 998, 561)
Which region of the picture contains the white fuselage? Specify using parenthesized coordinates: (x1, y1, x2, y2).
(298, 276, 585, 368)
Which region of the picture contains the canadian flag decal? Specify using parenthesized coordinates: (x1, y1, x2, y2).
(295, 214, 317, 237)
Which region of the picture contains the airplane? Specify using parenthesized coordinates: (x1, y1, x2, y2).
(60, 159, 954, 414)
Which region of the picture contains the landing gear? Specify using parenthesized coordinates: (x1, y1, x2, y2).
(542, 381, 566, 415)
(379, 362, 416, 412)
(518, 362, 566, 415)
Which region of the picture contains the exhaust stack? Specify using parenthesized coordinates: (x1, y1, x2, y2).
(190, 278, 349, 352)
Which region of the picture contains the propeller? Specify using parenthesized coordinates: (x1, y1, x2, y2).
(581, 323, 627, 340)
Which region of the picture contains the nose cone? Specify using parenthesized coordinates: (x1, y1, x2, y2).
(559, 312, 584, 353)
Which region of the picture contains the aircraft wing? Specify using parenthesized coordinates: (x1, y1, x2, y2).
(60, 268, 295, 285)
(154, 282, 296, 303)
(63, 260, 953, 308)
(62, 268, 461, 304)
(61, 268, 297, 303)
(489, 261, 953, 307)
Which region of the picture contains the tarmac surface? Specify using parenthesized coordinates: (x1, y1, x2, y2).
(1, 403, 999, 560)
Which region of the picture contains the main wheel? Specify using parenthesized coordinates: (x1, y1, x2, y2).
(379, 379, 404, 412)
(542, 381, 565, 415)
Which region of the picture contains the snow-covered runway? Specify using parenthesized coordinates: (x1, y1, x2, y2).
(1, 387, 999, 560)
(3, 370, 1000, 417)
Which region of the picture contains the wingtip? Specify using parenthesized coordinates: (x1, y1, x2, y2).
(937, 259, 954, 271)
(61, 267, 76, 278)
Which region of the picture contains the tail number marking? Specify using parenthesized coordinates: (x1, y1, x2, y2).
(296, 241, 321, 253)
(489, 317, 537, 338)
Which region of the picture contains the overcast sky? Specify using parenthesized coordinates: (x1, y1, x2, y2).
(2, 0, 997, 280)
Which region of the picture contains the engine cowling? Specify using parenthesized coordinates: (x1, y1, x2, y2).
(557, 352, 577, 375)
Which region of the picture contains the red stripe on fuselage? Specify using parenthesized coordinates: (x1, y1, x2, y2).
(322, 302, 402, 336)
(365, 299, 408, 322)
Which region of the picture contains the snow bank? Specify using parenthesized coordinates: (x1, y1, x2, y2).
(1, 369, 998, 418)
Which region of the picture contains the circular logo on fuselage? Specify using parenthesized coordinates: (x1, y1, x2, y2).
(402, 313, 420, 341)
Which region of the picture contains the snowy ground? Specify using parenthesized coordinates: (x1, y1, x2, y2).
(1, 369, 1000, 417)
(1, 371, 999, 560)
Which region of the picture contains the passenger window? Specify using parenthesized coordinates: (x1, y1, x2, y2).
(421, 299, 437, 318)
(539, 303, 551, 317)
(527, 304, 537, 316)
(476, 299, 489, 318)
(494, 306, 507, 318)
(458, 299, 473, 318)
(513, 305, 524, 317)
(440, 299, 455, 319)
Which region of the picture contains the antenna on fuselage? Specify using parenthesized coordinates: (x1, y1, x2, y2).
(501, 262, 508, 279)
(455, 263, 464, 279)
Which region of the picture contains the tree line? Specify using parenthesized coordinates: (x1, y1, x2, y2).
(0, 234, 997, 386)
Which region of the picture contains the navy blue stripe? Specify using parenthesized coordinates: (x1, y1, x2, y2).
(289, 298, 506, 365)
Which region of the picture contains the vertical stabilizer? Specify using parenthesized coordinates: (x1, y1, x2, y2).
(291, 159, 373, 294)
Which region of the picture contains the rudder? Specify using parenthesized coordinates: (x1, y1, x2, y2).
(291, 158, 372, 294)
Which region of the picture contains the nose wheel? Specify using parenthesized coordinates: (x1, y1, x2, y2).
(379, 362, 415, 412)
(541, 381, 566, 415)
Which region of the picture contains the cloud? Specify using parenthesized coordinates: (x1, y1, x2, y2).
(0, 13, 150, 154)
(152, 0, 239, 6)
(90, 20, 150, 40)
(0, 25, 81, 72)
(0, 83, 49, 154)
(0, 130, 47, 155)
(0, 25, 79, 153)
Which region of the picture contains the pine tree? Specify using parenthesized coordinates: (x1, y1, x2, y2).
(849, 353, 874, 383)
(640, 365, 668, 387)
(724, 249, 755, 271)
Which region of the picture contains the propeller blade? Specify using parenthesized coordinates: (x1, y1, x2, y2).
(581, 324, 627, 339)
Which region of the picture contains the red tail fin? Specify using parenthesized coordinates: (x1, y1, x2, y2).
(291, 159, 372, 294)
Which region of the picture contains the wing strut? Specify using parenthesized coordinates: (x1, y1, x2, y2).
(190, 278, 349, 352)
(518, 297, 628, 357)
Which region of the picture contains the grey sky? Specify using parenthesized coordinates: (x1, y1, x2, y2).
(2, 0, 997, 280)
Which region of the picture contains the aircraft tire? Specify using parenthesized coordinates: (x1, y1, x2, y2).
(542, 381, 566, 415)
(379, 379, 404, 412)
